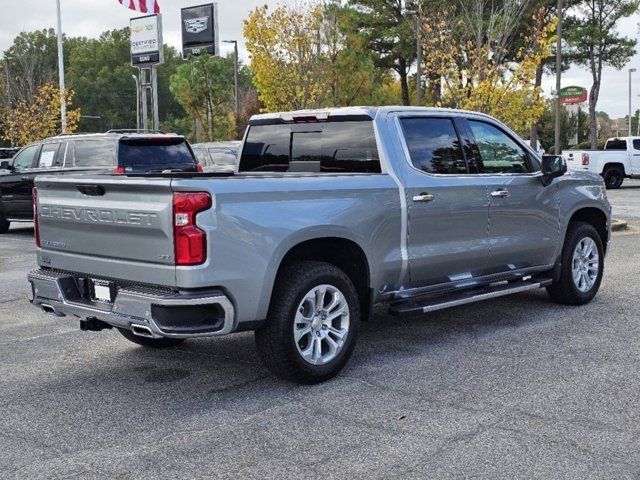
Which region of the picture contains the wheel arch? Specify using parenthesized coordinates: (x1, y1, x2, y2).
(265, 236, 373, 323)
(566, 207, 609, 254)
(602, 162, 627, 175)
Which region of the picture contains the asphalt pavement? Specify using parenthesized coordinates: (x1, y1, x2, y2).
(1, 189, 640, 479)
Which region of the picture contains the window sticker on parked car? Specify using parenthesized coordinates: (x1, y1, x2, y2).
(39, 151, 55, 168)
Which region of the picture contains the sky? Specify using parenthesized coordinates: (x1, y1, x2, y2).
(1, 0, 640, 118)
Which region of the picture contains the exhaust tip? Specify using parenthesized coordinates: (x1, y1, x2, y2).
(41, 304, 55, 314)
(131, 324, 155, 338)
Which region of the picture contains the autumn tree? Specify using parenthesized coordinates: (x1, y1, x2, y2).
(2, 83, 80, 144)
(566, 0, 639, 148)
(421, 2, 556, 134)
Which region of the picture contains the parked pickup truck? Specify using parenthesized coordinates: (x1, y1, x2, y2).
(563, 136, 640, 189)
(28, 107, 612, 383)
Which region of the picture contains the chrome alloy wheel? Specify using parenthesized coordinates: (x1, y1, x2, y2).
(294, 284, 350, 365)
(572, 237, 600, 293)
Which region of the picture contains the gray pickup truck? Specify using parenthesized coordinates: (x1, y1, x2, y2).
(28, 107, 611, 383)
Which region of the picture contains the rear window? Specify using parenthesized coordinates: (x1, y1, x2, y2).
(73, 139, 115, 166)
(118, 138, 196, 168)
(239, 120, 380, 173)
(605, 139, 627, 150)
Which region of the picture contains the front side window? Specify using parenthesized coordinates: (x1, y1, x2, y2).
(12, 145, 39, 170)
(239, 120, 381, 173)
(632, 139, 640, 151)
(400, 118, 467, 174)
(73, 139, 115, 167)
(467, 120, 530, 174)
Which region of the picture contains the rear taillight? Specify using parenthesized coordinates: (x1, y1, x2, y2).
(582, 153, 589, 165)
(173, 192, 212, 265)
(113, 166, 125, 174)
(197, 163, 203, 173)
(33, 187, 40, 247)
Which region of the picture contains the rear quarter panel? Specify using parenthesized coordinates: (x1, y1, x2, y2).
(171, 173, 402, 323)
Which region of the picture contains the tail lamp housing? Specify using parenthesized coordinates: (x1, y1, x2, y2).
(581, 153, 590, 166)
(173, 192, 212, 265)
(113, 166, 125, 174)
(33, 187, 40, 247)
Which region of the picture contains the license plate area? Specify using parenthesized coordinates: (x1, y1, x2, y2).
(90, 279, 115, 303)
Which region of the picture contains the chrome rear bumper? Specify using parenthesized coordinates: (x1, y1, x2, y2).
(28, 269, 236, 338)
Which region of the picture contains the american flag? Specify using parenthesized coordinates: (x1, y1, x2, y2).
(118, 0, 160, 14)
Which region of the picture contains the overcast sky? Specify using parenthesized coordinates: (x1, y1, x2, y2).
(1, 0, 640, 118)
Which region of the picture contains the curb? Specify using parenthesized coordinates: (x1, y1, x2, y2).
(612, 219, 628, 232)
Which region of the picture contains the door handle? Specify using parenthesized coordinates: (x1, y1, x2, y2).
(412, 193, 434, 202)
(490, 189, 509, 198)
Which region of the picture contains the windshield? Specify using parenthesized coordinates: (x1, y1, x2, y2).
(118, 138, 196, 170)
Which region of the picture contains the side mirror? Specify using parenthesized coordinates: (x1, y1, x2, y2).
(541, 155, 567, 186)
(0, 160, 13, 171)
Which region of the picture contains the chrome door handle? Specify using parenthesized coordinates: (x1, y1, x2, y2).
(412, 193, 434, 202)
(490, 189, 509, 198)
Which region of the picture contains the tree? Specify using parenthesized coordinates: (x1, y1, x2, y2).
(421, 3, 556, 134)
(2, 83, 80, 144)
(169, 54, 236, 142)
(566, 0, 640, 148)
(348, 0, 417, 106)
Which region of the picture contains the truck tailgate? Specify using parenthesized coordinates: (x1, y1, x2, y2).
(35, 175, 176, 286)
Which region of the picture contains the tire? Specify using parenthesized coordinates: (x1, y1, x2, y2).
(602, 167, 624, 189)
(546, 221, 604, 305)
(117, 328, 185, 348)
(0, 213, 10, 234)
(255, 261, 360, 384)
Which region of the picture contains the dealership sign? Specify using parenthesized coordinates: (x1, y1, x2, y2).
(559, 86, 587, 104)
(181, 3, 219, 57)
(130, 14, 163, 66)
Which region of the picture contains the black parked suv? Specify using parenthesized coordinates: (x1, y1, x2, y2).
(0, 131, 200, 233)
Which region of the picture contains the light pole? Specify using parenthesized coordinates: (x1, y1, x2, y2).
(3, 56, 15, 147)
(629, 68, 636, 137)
(222, 40, 239, 118)
(132, 74, 140, 131)
(55, 0, 66, 133)
(554, 0, 563, 154)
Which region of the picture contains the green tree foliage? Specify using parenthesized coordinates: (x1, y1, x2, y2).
(347, 0, 417, 106)
(169, 54, 237, 142)
(566, 0, 640, 147)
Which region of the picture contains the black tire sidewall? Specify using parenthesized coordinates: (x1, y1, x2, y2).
(603, 168, 623, 189)
(283, 268, 360, 380)
(0, 212, 9, 233)
(559, 223, 604, 303)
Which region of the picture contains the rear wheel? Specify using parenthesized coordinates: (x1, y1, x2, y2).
(546, 222, 604, 305)
(0, 213, 10, 234)
(602, 167, 624, 189)
(117, 328, 185, 348)
(255, 261, 360, 384)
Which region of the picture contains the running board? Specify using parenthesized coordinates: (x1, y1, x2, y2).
(389, 278, 553, 316)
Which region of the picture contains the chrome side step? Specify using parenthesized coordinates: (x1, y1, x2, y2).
(389, 278, 553, 316)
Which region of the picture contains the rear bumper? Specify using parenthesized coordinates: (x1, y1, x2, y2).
(27, 269, 236, 338)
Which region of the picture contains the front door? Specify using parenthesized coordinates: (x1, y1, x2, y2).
(396, 115, 490, 287)
(0, 144, 40, 219)
(465, 119, 560, 273)
(631, 139, 640, 175)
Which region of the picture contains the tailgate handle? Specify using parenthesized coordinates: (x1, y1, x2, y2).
(77, 184, 105, 196)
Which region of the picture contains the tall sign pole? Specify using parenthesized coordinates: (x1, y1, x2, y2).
(554, 0, 563, 154)
(55, 0, 67, 134)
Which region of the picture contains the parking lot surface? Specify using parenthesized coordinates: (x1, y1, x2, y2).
(1, 189, 640, 479)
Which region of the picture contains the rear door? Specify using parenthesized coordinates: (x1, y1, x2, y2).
(0, 144, 40, 218)
(36, 176, 176, 286)
(395, 115, 490, 287)
(464, 118, 559, 273)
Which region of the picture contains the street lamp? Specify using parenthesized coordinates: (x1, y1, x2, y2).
(132, 74, 140, 131)
(629, 68, 636, 137)
(222, 40, 239, 118)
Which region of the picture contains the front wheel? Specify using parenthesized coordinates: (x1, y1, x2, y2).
(0, 213, 10, 234)
(255, 261, 360, 384)
(546, 221, 604, 305)
(602, 167, 624, 189)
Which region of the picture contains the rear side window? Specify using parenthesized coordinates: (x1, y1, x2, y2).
(239, 120, 380, 173)
(118, 138, 195, 168)
(400, 118, 467, 174)
(73, 139, 115, 166)
(605, 139, 627, 150)
(38, 143, 63, 168)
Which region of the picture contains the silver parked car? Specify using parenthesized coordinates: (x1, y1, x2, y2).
(191, 141, 240, 172)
